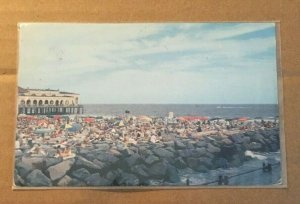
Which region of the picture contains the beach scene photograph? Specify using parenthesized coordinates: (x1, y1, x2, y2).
(14, 23, 284, 188)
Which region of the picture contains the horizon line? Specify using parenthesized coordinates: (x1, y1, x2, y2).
(81, 103, 279, 105)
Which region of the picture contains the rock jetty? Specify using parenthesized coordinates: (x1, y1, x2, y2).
(15, 127, 280, 187)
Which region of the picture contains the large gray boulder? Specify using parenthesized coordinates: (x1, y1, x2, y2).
(71, 168, 91, 181)
(96, 153, 119, 163)
(186, 157, 199, 170)
(26, 169, 52, 186)
(57, 175, 72, 186)
(14, 169, 25, 186)
(131, 164, 149, 177)
(207, 143, 221, 154)
(222, 138, 233, 145)
(95, 143, 110, 150)
(213, 157, 229, 169)
(175, 140, 186, 149)
(229, 134, 244, 144)
(116, 172, 139, 186)
(47, 159, 74, 181)
(186, 141, 195, 149)
(187, 157, 209, 172)
(85, 173, 111, 186)
(125, 153, 141, 166)
(165, 164, 180, 183)
(242, 136, 251, 144)
(174, 157, 186, 169)
(165, 146, 175, 153)
(21, 157, 44, 169)
(163, 141, 175, 147)
(79, 148, 92, 157)
(68, 178, 86, 187)
(145, 154, 159, 165)
(193, 147, 207, 157)
(148, 161, 168, 178)
(119, 148, 134, 157)
(109, 149, 122, 157)
(44, 157, 63, 168)
(92, 159, 106, 169)
(198, 157, 212, 169)
(153, 148, 174, 158)
(196, 140, 207, 148)
(15, 162, 33, 178)
(15, 150, 23, 157)
(75, 156, 103, 170)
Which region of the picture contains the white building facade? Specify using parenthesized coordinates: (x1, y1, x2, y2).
(18, 87, 84, 115)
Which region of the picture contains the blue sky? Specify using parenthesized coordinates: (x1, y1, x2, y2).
(19, 23, 278, 104)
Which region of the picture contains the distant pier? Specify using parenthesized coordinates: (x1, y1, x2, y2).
(18, 105, 84, 115)
(17, 87, 84, 115)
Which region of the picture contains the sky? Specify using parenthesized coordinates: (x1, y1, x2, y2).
(18, 23, 279, 104)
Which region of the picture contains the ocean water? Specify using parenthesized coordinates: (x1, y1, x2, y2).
(83, 104, 279, 118)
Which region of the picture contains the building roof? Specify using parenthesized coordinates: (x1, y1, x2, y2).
(18, 87, 79, 95)
(18, 87, 28, 93)
(59, 91, 79, 95)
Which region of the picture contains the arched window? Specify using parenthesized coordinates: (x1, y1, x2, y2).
(60, 100, 64, 106)
(26, 100, 31, 106)
(38, 100, 43, 106)
(50, 100, 54, 105)
(20, 100, 25, 106)
(55, 100, 59, 106)
(33, 100, 37, 106)
(65, 100, 69, 105)
(45, 100, 49, 105)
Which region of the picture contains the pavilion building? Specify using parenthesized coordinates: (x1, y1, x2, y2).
(17, 87, 84, 115)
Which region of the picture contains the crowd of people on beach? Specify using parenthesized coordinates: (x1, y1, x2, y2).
(15, 112, 279, 160)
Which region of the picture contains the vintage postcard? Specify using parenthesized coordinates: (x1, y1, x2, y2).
(14, 23, 285, 188)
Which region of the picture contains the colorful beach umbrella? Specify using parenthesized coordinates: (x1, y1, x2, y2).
(67, 123, 82, 132)
(238, 117, 249, 122)
(84, 117, 95, 123)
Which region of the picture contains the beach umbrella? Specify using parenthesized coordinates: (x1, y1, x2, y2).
(65, 123, 73, 129)
(119, 120, 125, 126)
(37, 119, 48, 126)
(67, 123, 82, 132)
(84, 117, 95, 123)
(238, 117, 249, 122)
